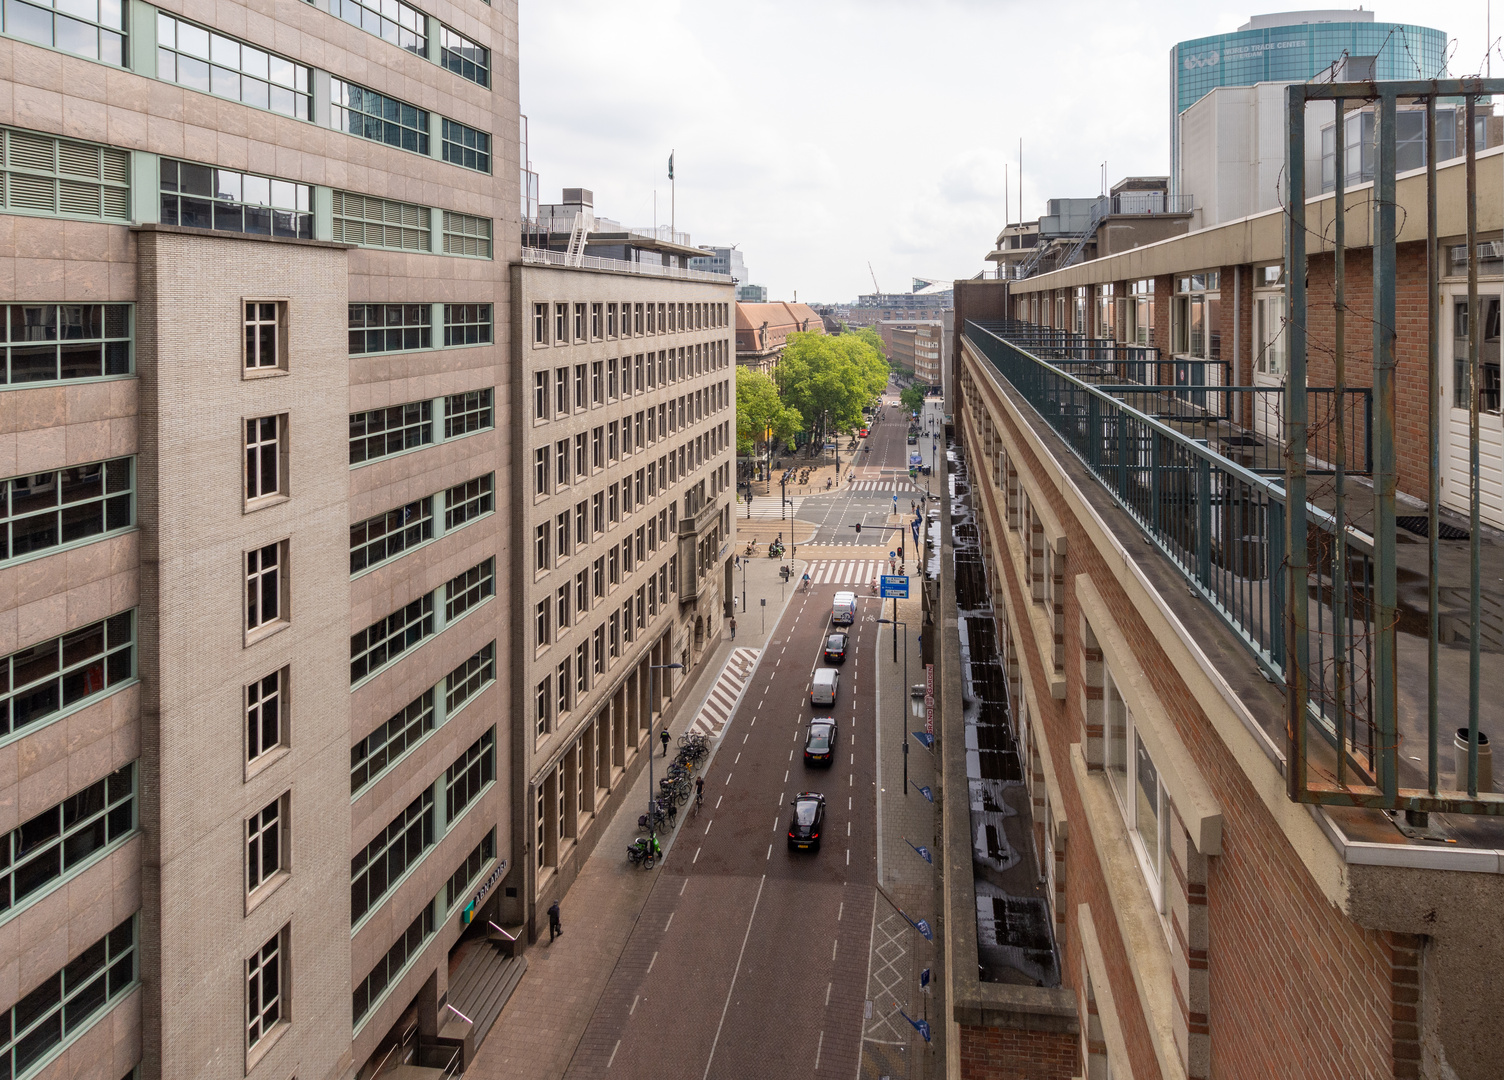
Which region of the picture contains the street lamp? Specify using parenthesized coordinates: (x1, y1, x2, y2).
(741, 556, 748, 614)
(648, 661, 685, 855)
(878, 618, 909, 796)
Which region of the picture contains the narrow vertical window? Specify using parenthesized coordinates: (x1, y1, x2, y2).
(244, 302, 282, 370)
(245, 415, 285, 502)
(246, 669, 285, 765)
(246, 797, 284, 894)
(247, 930, 285, 1048)
(246, 542, 285, 631)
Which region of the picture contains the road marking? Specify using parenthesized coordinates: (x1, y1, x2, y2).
(851, 753, 854, 764)
(778, 791, 784, 806)
(766, 844, 772, 860)
(743, 733, 748, 744)
(608, 1040, 620, 1068)
(838, 901, 844, 922)
(725, 772, 733, 785)
(784, 769, 789, 783)
(789, 749, 794, 761)
(849, 774, 854, 786)
(832, 939, 838, 960)
(814, 1030, 824, 1071)
(630, 995, 640, 1014)
(705, 819, 713, 835)
(846, 848, 851, 865)
(847, 821, 852, 836)
(680, 878, 688, 896)
(826, 982, 832, 1006)
(848, 797, 852, 810)
(692, 847, 700, 862)
(716, 796, 723, 809)
(664, 914, 673, 932)
(773, 816, 779, 832)
(734, 752, 741, 764)
(647, 950, 659, 973)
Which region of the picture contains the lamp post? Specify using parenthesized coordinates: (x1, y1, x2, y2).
(741, 556, 748, 614)
(648, 660, 685, 855)
(878, 618, 909, 796)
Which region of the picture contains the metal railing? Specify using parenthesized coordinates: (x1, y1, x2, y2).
(519, 246, 732, 283)
(965, 320, 1377, 758)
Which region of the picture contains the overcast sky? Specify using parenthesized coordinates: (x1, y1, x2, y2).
(519, 1, 1497, 303)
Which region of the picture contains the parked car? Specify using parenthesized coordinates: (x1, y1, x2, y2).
(787, 792, 827, 850)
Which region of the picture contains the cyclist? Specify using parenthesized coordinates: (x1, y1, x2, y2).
(695, 776, 705, 809)
(802, 571, 811, 592)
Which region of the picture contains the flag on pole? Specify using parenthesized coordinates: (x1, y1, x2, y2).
(904, 838, 933, 864)
(914, 918, 933, 941)
(918, 785, 934, 802)
(911, 731, 934, 750)
(668, 151, 674, 180)
(897, 1007, 932, 1043)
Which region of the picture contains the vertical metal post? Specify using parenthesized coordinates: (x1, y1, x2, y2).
(1371, 91, 1399, 802)
(1426, 95, 1441, 795)
(1197, 452, 1211, 586)
(1465, 95, 1482, 797)
(1332, 96, 1348, 786)
(1283, 84, 1311, 800)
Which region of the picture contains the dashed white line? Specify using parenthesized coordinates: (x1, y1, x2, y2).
(647, 951, 659, 973)
(663, 914, 673, 932)
(680, 879, 688, 896)
(735, 752, 741, 764)
(704, 819, 713, 835)
(837, 901, 844, 922)
(789, 749, 794, 761)
(814, 1030, 824, 1071)
(716, 795, 723, 809)
(743, 733, 749, 744)
(784, 769, 790, 783)
(766, 844, 772, 860)
(725, 772, 733, 785)
(847, 821, 851, 836)
(831, 939, 838, 960)
(608, 1039, 620, 1068)
(846, 849, 850, 865)
(693, 847, 701, 863)
(825, 982, 832, 1006)
(630, 995, 640, 1015)
(849, 774, 853, 786)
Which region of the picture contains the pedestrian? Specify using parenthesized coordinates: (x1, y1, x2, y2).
(730, 617, 737, 639)
(661, 728, 671, 757)
(547, 900, 562, 942)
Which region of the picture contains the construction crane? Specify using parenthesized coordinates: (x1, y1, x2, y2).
(868, 261, 883, 295)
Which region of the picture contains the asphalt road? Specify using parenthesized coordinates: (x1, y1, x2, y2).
(562, 391, 940, 1079)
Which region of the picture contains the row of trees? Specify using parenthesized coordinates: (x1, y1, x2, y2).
(736, 328, 890, 458)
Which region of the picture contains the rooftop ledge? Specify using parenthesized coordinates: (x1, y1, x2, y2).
(519, 246, 732, 284)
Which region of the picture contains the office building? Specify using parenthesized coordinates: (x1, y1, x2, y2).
(0, 0, 518, 1075)
(736, 283, 769, 303)
(851, 279, 952, 324)
(689, 245, 747, 285)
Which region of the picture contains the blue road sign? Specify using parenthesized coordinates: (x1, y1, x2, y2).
(880, 575, 909, 598)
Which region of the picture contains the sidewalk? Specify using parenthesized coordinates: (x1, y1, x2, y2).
(465, 555, 807, 1080)
(861, 588, 942, 1079)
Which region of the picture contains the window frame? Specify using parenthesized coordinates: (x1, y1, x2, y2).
(245, 668, 288, 776)
(245, 540, 288, 640)
(242, 299, 286, 375)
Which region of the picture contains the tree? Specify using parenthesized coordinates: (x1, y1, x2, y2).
(775, 331, 889, 448)
(900, 384, 927, 414)
(737, 368, 801, 457)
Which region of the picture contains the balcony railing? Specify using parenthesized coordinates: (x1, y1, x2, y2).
(964, 320, 1376, 766)
(519, 246, 732, 283)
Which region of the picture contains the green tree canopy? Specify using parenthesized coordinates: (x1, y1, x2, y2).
(900, 384, 927, 414)
(737, 367, 801, 456)
(774, 331, 889, 445)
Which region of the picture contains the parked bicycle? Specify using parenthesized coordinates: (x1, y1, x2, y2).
(626, 835, 659, 869)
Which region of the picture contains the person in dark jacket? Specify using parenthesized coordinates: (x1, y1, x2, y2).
(547, 900, 562, 941)
(661, 728, 671, 756)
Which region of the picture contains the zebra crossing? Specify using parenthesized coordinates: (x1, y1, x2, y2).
(741, 497, 805, 520)
(684, 647, 759, 740)
(846, 480, 921, 493)
(803, 559, 900, 586)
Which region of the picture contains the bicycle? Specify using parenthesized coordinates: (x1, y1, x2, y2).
(694, 779, 705, 812)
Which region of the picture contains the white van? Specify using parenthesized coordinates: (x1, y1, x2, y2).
(830, 591, 857, 625)
(811, 667, 840, 706)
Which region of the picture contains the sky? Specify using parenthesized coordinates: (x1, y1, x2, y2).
(519, 0, 1498, 303)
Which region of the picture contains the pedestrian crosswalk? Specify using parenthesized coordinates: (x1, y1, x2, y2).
(740, 497, 805, 520)
(847, 480, 921, 493)
(684, 647, 759, 740)
(802, 559, 908, 586)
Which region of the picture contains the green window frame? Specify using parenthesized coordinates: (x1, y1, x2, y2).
(442, 211, 492, 257)
(332, 191, 430, 251)
(444, 641, 494, 715)
(155, 13, 310, 120)
(443, 388, 492, 438)
(0, 611, 134, 740)
(349, 401, 433, 465)
(351, 790, 433, 924)
(330, 78, 429, 154)
(0, 456, 132, 565)
(350, 689, 434, 795)
(0, 127, 128, 221)
(440, 118, 490, 173)
(350, 594, 434, 684)
(443, 473, 492, 530)
(443, 557, 494, 622)
(439, 25, 488, 87)
(349, 496, 433, 575)
(1, 0, 126, 66)
(445, 727, 495, 821)
(444, 827, 496, 908)
(160, 159, 312, 238)
(353, 898, 434, 1026)
(0, 303, 130, 386)
(443, 303, 492, 345)
(348, 304, 433, 356)
(329, 0, 424, 56)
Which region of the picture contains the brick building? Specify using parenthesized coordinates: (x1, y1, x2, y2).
(734, 300, 824, 373)
(942, 135, 1504, 1079)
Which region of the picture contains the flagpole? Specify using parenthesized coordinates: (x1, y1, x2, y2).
(670, 148, 676, 241)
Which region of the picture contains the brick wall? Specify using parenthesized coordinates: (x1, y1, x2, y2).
(958, 1024, 1078, 1080)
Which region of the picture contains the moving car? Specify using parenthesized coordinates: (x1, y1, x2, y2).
(830, 591, 857, 625)
(906, 432, 918, 444)
(909, 451, 924, 467)
(810, 667, 840, 706)
(823, 632, 848, 663)
(787, 792, 826, 850)
(804, 720, 837, 766)
(858, 427, 869, 438)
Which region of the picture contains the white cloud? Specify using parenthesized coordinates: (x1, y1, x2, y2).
(520, 0, 1493, 301)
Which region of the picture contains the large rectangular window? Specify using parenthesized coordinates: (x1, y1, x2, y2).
(0, 917, 135, 1077)
(445, 641, 495, 714)
(351, 689, 433, 795)
(330, 78, 428, 154)
(156, 14, 309, 119)
(443, 304, 492, 346)
(350, 497, 433, 575)
(245, 796, 283, 894)
(0, 457, 132, 564)
(348, 304, 433, 355)
(0, 303, 130, 384)
(330, 0, 425, 55)
(0, 763, 133, 918)
(442, 210, 492, 257)
(246, 670, 284, 765)
(332, 191, 430, 251)
(0, 128, 129, 222)
(439, 25, 489, 86)
(353, 899, 435, 1027)
(244, 417, 284, 503)
(444, 557, 494, 622)
(445, 828, 496, 908)
(445, 727, 495, 821)
(351, 790, 433, 924)
(0, 610, 133, 738)
(349, 401, 433, 465)
(441, 118, 490, 173)
(444, 474, 493, 530)
(160, 159, 312, 239)
(351, 594, 434, 684)
(246, 929, 284, 1049)
(444, 388, 492, 438)
(3, 0, 125, 63)
(245, 542, 283, 632)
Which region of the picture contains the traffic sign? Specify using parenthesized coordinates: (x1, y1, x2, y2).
(880, 575, 909, 598)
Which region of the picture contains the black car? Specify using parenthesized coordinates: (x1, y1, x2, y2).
(804, 720, 837, 766)
(823, 633, 848, 664)
(787, 792, 827, 850)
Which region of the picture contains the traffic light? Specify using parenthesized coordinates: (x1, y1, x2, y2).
(854, 523, 862, 535)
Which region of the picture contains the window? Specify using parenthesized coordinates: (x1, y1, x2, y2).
(0, 918, 135, 1077)
(349, 402, 432, 465)
(246, 797, 284, 894)
(556, 512, 569, 558)
(575, 569, 588, 613)
(555, 440, 568, 486)
(444, 303, 492, 346)
(0, 302, 131, 383)
(439, 24, 489, 86)
(593, 625, 605, 674)
(555, 305, 568, 345)
(575, 501, 587, 546)
(0, 764, 133, 918)
(575, 643, 588, 695)
(592, 492, 604, 534)
(1103, 670, 1170, 910)
(246, 670, 285, 765)
(348, 304, 432, 356)
(350, 497, 433, 574)
(156, 14, 309, 118)
(330, 0, 425, 54)
(445, 557, 494, 621)
(446, 728, 495, 821)
(535, 677, 550, 737)
(574, 364, 586, 410)
(247, 929, 284, 1049)
(444, 388, 493, 438)
(243, 302, 282, 371)
(555, 583, 569, 628)
(535, 523, 550, 571)
(160, 159, 312, 239)
(535, 370, 549, 417)
(350, 594, 434, 684)
(330, 78, 428, 154)
(533, 449, 548, 495)
(445, 473, 493, 530)
(354, 900, 435, 1027)
(535, 599, 549, 647)
(441, 118, 491, 173)
(332, 191, 430, 251)
(574, 304, 586, 342)
(351, 790, 433, 924)
(557, 659, 570, 713)
(246, 542, 284, 632)
(245, 416, 284, 503)
(0, 456, 132, 562)
(351, 689, 434, 795)
(445, 641, 495, 714)
(591, 303, 602, 339)
(4, 0, 125, 62)
(445, 828, 496, 908)
(0, 610, 133, 738)
(442, 211, 492, 258)
(592, 556, 604, 598)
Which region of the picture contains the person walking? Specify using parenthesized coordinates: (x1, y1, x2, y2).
(547, 900, 562, 942)
(660, 728, 671, 757)
(729, 617, 737, 639)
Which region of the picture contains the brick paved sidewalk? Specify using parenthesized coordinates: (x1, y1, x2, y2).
(465, 557, 806, 1080)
